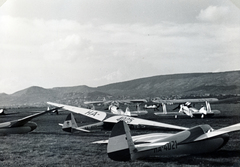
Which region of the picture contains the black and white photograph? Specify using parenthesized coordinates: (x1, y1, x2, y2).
(0, 0, 240, 166)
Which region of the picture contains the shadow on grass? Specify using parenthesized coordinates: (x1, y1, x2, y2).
(141, 150, 240, 166)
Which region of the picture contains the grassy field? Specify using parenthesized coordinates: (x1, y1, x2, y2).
(0, 103, 240, 167)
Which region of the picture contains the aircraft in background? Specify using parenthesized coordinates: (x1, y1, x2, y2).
(47, 102, 187, 133)
(108, 101, 148, 117)
(0, 108, 19, 115)
(105, 120, 240, 161)
(59, 107, 146, 133)
(144, 104, 161, 111)
(85, 99, 148, 117)
(153, 98, 220, 118)
(84, 98, 147, 106)
(0, 108, 6, 115)
(124, 106, 148, 117)
(177, 101, 221, 118)
(59, 113, 103, 133)
(0, 107, 60, 134)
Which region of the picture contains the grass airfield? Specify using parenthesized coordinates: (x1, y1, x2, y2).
(0, 103, 240, 167)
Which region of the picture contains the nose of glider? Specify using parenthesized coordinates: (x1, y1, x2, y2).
(28, 122, 37, 131)
(221, 133, 230, 146)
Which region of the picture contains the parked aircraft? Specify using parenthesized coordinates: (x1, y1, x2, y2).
(108, 102, 148, 117)
(178, 101, 220, 118)
(84, 98, 147, 107)
(144, 104, 160, 111)
(0, 108, 19, 115)
(59, 108, 147, 133)
(85, 99, 148, 117)
(0, 107, 60, 134)
(153, 98, 220, 118)
(47, 102, 187, 132)
(106, 120, 240, 161)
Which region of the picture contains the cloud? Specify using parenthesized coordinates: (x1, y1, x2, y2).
(230, 0, 240, 9)
(42, 34, 93, 63)
(0, 1, 240, 93)
(197, 6, 229, 22)
(0, 0, 6, 7)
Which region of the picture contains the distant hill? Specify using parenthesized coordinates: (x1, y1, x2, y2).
(0, 70, 239, 107)
(97, 71, 240, 97)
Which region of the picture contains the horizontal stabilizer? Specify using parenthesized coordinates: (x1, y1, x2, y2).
(92, 140, 109, 144)
(212, 110, 221, 114)
(77, 122, 104, 132)
(73, 127, 91, 133)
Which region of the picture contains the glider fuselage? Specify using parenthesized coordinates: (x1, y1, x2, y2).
(0, 122, 37, 134)
(133, 125, 229, 159)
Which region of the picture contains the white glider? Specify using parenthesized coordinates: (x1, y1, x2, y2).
(47, 102, 187, 133)
(106, 120, 240, 161)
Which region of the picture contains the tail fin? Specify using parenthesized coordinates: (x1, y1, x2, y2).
(162, 103, 167, 114)
(107, 121, 136, 161)
(91, 105, 95, 110)
(205, 101, 212, 112)
(125, 107, 131, 116)
(62, 113, 78, 133)
(136, 104, 140, 111)
(103, 97, 106, 102)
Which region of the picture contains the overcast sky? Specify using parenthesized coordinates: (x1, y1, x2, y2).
(0, 0, 240, 94)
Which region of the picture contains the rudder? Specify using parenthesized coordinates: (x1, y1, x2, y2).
(125, 107, 131, 116)
(107, 121, 136, 161)
(62, 113, 78, 133)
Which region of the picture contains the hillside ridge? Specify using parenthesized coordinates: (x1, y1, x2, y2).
(0, 70, 239, 107)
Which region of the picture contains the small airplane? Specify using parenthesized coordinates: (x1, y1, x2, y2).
(177, 101, 220, 118)
(105, 120, 240, 161)
(85, 99, 148, 117)
(153, 98, 220, 118)
(47, 102, 187, 133)
(0, 107, 60, 134)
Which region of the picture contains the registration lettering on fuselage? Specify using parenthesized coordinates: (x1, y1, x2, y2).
(85, 110, 98, 117)
(153, 141, 178, 153)
(116, 116, 134, 124)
